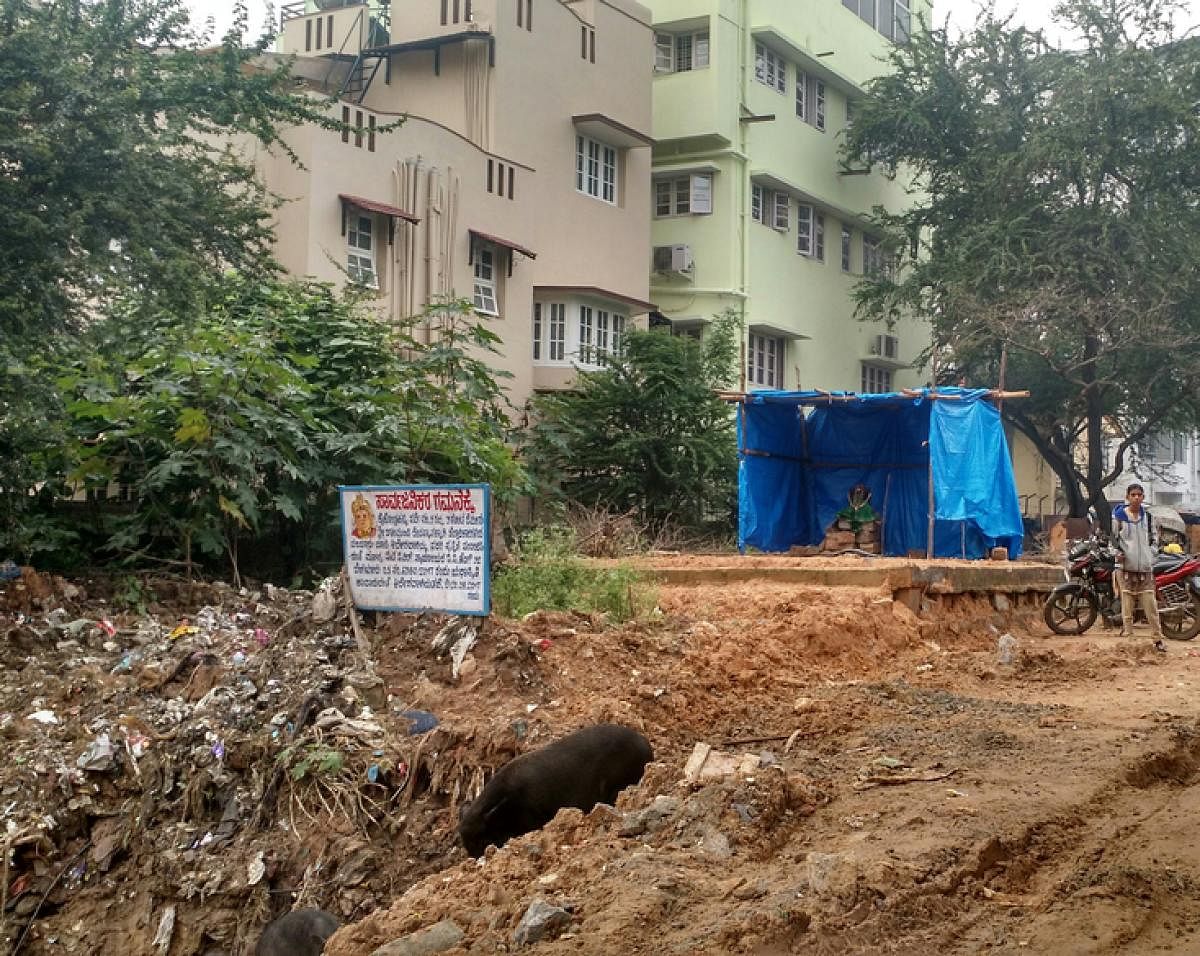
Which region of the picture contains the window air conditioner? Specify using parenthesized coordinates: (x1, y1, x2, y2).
(652, 244, 694, 275)
(871, 333, 899, 359)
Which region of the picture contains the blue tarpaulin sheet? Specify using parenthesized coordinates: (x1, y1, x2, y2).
(737, 387, 1024, 559)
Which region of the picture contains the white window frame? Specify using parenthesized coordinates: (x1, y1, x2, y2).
(747, 332, 784, 389)
(863, 235, 884, 276)
(347, 213, 377, 288)
(751, 184, 765, 223)
(814, 79, 826, 131)
(814, 212, 826, 261)
(472, 245, 499, 315)
(893, 0, 911, 42)
(797, 204, 813, 255)
(654, 173, 712, 217)
(841, 223, 852, 272)
(861, 363, 892, 393)
(575, 135, 617, 204)
(654, 30, 710, 73)
(754, 43, 786, 94)
(795, 70, 807, 121)
(654, 33, 673, 71)
(772, 191, 789, 231)
(578, 305, 595, 363)
(534, 301, 627, 367)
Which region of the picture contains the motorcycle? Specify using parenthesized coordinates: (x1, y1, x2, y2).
(1043, 534, 1200, 639)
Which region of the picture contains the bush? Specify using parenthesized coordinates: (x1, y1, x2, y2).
(491, 526, 656, 623)
(524, 310, 740, 534)
(41, 279, 527, 581)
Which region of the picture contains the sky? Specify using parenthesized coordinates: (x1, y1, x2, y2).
(179, 1, 1200, 46)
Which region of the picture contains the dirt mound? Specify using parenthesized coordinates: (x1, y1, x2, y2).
(4, 564, 1200, 955)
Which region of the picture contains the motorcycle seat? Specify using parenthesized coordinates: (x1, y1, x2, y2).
(1152, 556, 1188, 574)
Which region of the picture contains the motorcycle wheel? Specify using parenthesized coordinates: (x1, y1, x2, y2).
(1160, 591, 1200, 641)
(1043, 589, 1099, 635)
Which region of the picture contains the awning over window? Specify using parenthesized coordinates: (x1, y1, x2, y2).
(469, 228, 536, 261)
(748, 322, 809, 341)
(339, 194, 419, 246)
(339, 194, 421, 224)
(534, 285, 656, 314)
(571, 113, 654, 148)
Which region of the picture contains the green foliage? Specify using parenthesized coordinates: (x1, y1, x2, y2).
(279, 743, 347, 782)
(525, 311, 741, 532)
(846, 0, 1200, 518)
(49, 278, 525, 579)
(491, 526, 656, 623)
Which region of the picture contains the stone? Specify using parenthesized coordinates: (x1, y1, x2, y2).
(370, 920, 465, 956)
(618, 795, 680, 837)
(512, 900, 572, 946)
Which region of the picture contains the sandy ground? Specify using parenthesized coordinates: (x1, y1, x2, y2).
(4, 563, 1200, 955)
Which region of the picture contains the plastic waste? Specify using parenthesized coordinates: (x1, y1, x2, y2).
(77, 733, 117, 771)
(399, 709, 439, 736)
(998, 632, 1018, 666)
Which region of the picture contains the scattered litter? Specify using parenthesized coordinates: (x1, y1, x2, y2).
(27, 710, 59, 725)
(682, 742, 761, 785)
(77, 733, 116, 772)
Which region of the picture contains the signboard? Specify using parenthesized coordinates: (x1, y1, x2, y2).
(339, 483, 491, 615)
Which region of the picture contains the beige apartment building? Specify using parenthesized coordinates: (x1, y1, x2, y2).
(251, 0, 655, 405)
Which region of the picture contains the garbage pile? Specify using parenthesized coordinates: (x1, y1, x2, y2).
(0, 569, 502, 955)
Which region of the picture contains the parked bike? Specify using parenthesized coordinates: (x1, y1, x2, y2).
(1043, 534, 1200, 639)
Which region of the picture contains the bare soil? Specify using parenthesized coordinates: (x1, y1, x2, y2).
(4, 558, 1200, 955)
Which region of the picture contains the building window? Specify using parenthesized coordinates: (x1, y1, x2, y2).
(815, 212, 826, 261)
(772, 191, 789, 231)
(473, 246, 499, 315)
(844, 0, 910, 43)
(578, 305, 594, 363)
(655, 174, 712, 217)
(797, 205, 813, 255)
(841, 223, 852, 271)
(795, 72, 825, 131)
(536, 302, 566, 361)
(535, 302, 624, 366)
(754, 43, 786, 94)
(347, 214, 376, 288)
(747, 332, 784, 388)
(893, 0, 911, 42)
(863, 235, 884, 276)
(575, 135, 617, 204)
(751, 184, 764, 223)
(861, 363, 892, 393)
(655, 30, 709, 73)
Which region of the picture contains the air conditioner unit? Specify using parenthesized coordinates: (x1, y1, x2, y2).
(652, 244, 694, 275)
(870, 333, 899, 359)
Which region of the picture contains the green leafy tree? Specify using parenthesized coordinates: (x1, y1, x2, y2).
(55, 280, 525, 580)
(845, 0, 1200, 521)
(0, 0, 373, 556)
(526, 311, 740, 532)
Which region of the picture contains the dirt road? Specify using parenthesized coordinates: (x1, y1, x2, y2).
(5, 567, 1200, 954)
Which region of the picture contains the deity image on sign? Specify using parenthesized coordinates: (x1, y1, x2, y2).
(350, 492, 378, 539)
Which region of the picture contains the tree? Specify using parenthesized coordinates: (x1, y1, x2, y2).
(0, 0, 372, 560)
(525, 311, 740, 533)
(54, 281, 525, 580)
(845, 0, 1200, 523)
(0, 0, 348, 337)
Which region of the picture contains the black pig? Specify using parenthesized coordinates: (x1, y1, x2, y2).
(458, 723, 653, 856)
(256, 908, 339, 956)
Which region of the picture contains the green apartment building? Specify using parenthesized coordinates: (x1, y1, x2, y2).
(646, 0, 931, 393)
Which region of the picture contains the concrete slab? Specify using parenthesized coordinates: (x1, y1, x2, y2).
(617, 556, 1065, 595)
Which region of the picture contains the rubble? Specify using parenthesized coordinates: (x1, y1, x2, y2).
(5, 563, 1200, 956)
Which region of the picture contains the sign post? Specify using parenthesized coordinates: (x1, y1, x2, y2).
(339, 483, 491, 615)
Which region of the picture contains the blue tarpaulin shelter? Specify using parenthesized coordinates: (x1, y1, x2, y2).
(737, 387, 1024, 559)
